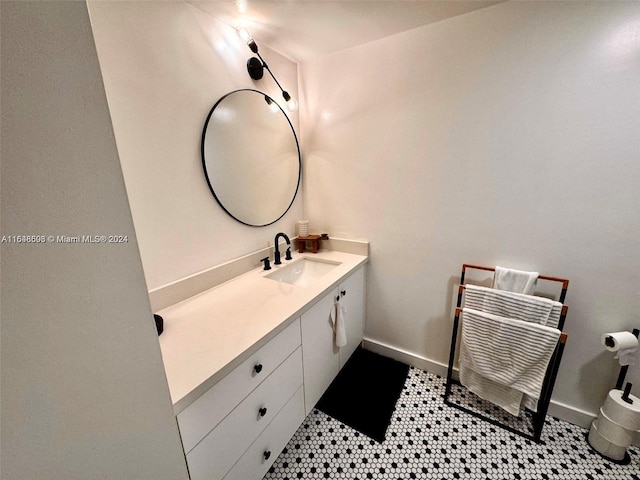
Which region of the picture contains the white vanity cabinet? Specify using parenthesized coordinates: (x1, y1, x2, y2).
(177, 319, 304, 480)
(158, 249, 368, 480)
(301, 265, 365, 415)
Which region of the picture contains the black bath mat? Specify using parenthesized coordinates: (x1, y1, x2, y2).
(316, 347, 409, 442)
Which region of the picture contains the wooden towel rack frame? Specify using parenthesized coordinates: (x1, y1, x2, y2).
(444, 263, 570, 443)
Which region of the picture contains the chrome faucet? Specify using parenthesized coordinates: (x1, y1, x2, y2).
(273, 232, 292, 265)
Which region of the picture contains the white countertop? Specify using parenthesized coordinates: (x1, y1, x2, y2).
(157, 250, 368, 414)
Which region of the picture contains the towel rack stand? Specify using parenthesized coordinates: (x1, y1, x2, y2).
(444, 264, 570, 443)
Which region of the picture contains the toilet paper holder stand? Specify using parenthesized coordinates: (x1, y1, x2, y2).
(621, 382, 633, 404)
(585, 329, 639, 465)
(612, 328, 639, 393)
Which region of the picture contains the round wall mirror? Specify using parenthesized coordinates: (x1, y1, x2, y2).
(201, 89, 301, 226)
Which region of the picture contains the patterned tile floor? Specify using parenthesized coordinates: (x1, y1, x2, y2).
(264, 367, 640, 479)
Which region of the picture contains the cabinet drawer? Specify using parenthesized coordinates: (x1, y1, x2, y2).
(187, 348, 303, 480)
(224, 386, 305, 480)
(178, 318, 301, 453)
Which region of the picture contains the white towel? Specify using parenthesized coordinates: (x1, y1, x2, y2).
(331, 300, 347, 348)
(459, 308, 560, 416)
(493, 266, 539, 295)
(464, 284, 562, 328)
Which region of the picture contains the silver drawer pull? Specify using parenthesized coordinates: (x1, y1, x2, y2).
(258, 407, 268, 417)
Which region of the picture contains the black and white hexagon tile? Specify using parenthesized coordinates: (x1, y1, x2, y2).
(264, 367, 640, 480)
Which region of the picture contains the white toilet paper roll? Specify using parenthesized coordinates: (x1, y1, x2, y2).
(602, 389, 640, 432)
(588, 420, 628, 461)
(602, 331, 639, 366)
(596, 409, 633, 446)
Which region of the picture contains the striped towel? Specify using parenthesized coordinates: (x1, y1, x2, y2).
(459, 308, 560, 416)
(464, 284, 562, 328)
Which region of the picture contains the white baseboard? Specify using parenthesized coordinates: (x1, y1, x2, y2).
(362, 337, 451, 379)
(546, 400, 595, 431)
(361, 337, 617, 440)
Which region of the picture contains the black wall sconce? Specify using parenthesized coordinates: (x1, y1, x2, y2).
(239, 29, 298, 111)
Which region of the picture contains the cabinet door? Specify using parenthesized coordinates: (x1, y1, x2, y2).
(338, 266, 366, 368)
(301, 287, 339, 415)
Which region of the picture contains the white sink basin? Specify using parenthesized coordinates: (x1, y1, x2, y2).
(265, 257, 341, 287)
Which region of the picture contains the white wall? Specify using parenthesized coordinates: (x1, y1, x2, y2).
(88, 0, 302, 292)
(85, 0, 640, 425)
(299, 0, 640, 419)
(0, 1, 189, 478)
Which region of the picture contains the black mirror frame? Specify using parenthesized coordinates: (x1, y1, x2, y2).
(201, 89, 301, 227)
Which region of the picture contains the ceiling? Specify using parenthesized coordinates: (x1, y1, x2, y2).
(189, 0, 505, 62)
